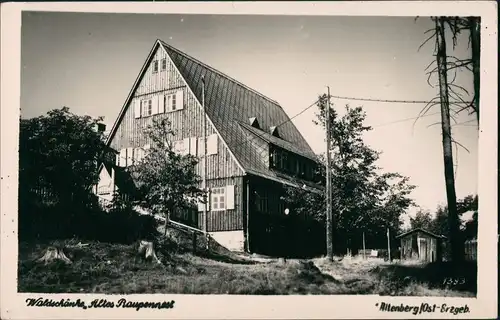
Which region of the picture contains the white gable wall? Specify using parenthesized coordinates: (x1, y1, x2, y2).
(109, 44, 244, 180)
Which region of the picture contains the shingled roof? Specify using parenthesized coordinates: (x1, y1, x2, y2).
(159, 41, 319, 187)
(107, 40, 320, 191)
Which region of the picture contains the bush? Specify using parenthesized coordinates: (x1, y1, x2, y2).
(18, 195, 159, 244)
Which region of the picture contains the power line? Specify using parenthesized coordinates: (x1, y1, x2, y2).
(328, 94, 472, 105)
(231, 97, 320, 151)
(371, 112, 441, 128)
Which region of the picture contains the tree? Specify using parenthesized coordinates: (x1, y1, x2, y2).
(417, 16, 475, 262)
(19, 107, 111, 208)
(409, 209, 434, 230)
(282, 100, 416, 254)
(131, 118, 203, 235)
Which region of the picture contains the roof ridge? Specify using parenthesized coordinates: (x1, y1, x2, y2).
(159, 40, 281, 107)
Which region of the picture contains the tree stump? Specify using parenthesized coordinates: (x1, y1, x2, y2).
(37, 246, 72, 265)
(138, 240, 162, 264)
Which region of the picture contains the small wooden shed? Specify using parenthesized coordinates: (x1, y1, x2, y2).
(396, 228, 446, 263)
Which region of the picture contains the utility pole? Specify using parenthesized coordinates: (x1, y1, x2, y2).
(325, 87, 333, 262)
(387, 228, 391, 262)
(362, 232, 366, 260)
(201, 75, 209, 249)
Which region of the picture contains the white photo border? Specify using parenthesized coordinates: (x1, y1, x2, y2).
(1, 1, 497, 319)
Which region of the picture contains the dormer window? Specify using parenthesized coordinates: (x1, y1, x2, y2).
(269, 144, 317, 182)
(249, 117, 260, 129)
(270, 126, 280, 138)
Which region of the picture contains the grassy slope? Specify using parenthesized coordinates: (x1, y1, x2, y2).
(18, 239, 476, 296)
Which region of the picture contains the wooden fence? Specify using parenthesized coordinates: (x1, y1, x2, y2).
(464, 239, 477, 261)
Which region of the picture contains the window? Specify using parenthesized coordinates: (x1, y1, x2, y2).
(164, 91, 183, 112)
(255, 192, 268, 213)
(172, 140, 187, 155)
(165, 95, 171, 112)
(142, 99, 152, 117)
(211, 187, 226, 211)
(161, 58, 167, 71)
(153, 60, 158, 73)
(171, 94, 177, 111)
(97, 185, 112, 195)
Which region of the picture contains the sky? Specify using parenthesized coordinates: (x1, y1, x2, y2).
(20, 12, 478, 225)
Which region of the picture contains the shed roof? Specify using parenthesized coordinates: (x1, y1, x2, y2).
(396, 228, 447, 239)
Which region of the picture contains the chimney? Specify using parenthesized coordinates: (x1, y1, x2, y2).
(96, 123, 106, 133)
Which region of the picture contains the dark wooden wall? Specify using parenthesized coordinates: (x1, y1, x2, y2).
(247, 175, 325, 257)
(400, 231, 442, 263)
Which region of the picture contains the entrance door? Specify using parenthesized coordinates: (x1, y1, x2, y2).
(419, 239, 428, 261)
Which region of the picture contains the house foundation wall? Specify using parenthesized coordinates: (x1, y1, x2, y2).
(210, 230, 245, 252)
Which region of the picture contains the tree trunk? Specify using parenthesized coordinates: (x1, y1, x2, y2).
(37, 246, 72, 265)
(138, 240, 162, 264)
(469, 17, 480, 124)
(435, 17, 464, 262)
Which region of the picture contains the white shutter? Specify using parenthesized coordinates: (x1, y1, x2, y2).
(158, 94, 165, 114)
(143, 144, 151, 157)
(134, 99, 141, 119)
(151, 95, 159, 115)
(115, 153, 119, 166)
(176, 90, 184, 110)
(133, 147, 139, 163)
(226, 185, 235, 210)
(197, 197, 205, 212)
(183, 138, 190, 155)
(134, 147, 143, 163)
(119, 149, 126, 167)
(197, 137, 205, 157)
(207, 134, 218, 155)
(189, 137, 197, 156)
(126, 147, 134, 166)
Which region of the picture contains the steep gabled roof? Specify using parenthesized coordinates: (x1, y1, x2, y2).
(159, 40, 318, 186)
(106, 39, 320, 190)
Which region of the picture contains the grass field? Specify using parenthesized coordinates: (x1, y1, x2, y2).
(18, 238, 477, 296)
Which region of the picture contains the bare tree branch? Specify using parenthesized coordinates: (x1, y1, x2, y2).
(419, 31, 437, 52)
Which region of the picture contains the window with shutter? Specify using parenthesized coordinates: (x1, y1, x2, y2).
(153, 60, 158, 73)
(211, 187, 226, 211)
(161, 58, 167, 71)
(141, 99, 153, 117)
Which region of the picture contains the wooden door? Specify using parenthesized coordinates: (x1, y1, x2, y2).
(419, 239, 428, 261)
